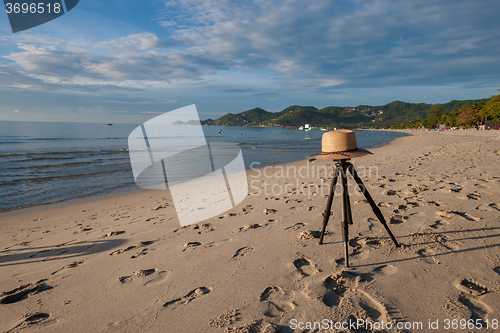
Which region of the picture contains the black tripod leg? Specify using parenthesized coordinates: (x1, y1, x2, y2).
(319, 166, 339, 245)
(340, 162, 350, 267)
(342, 165, 353, 225)
(347, 163, 401, 247)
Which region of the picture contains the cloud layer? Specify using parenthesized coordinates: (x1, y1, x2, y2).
(1, 0, 499, 122)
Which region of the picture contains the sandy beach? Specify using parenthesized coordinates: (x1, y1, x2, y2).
(1, 130, 500, 333)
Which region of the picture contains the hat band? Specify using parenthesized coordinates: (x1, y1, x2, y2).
(319, 147, 358, 155)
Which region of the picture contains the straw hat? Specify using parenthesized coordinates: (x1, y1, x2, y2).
(309, 129, 372, 161)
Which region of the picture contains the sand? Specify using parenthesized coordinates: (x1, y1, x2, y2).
(1, 130, 500, 333)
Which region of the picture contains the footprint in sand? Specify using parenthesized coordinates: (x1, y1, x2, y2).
(204, 239, 232, 248)
(131, 249, 148, 258)
(73, 226, 92, 234)
(262, 208, 277, 215)
(429, 220, 449, 229)
(135, 268, 157, 277)
(416, 248, 435, 257)
(354, 199, 368, 204)
(226, 319, 278, 333)
(118, 268, 166, 286)
(119, 276, 133, 284)
(264, 219, 277, 226)
(333, 258, 345, 266)
(433, 234, 460, 251)
(457, 295, 492, 321)
(174, 223, 214, 234)
(441, 185, 463, 193)
(349, 236, 383, 257)
(119, 268, 159, 284)
(404, 199, 419, 208)
(390, 215, 407, 224)
(239, 224, 261, 232)
(259, 287, 295, 318)
(183, 241, 202, 251)
(298, 230, 321, 239)
(208, 309, 241, 328)
(366, 217, 378, 231)
(476, 203, 500, 212)
(456, 279, 489, 296)
(436, 210, 454, 219)
(193, 223, 215, 233)
(436, 210, 480, 221)
(415, 248, 440, 264)
(152, 204, 168, 211)
(99, 230, 125, 239)
(372, 264, 398, 276)
(450, 211, 480, 221)
(285, 198, 303, 204)
(458, 192, 481, 200)
(109, 239, 158, 256)
(292, 258, 318, 277)
(229, 246, 254, 261)
(347, 290, 389, 322)
(144, 270, 171, 287)
(407, 182, 430, 193)
(320, 272, 360, 307)
(163, 286, 212, 310)
(241, 205, 253, 213)
(1, 279, 53, 304)
(51, 260, 84, 275)
(285, 222, 306, 231)
(7, 312, 56, 332)
(219, 213, 238, 219)
(315, 272, 389, 322)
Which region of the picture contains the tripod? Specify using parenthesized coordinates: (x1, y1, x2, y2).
(319, 159, 400, 267)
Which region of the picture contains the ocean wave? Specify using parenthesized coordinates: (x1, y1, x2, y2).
(0, 149, 129, 158)
(7, 161, 93, 170)
(0, 168, 132, 185)
(5, 161, 129, 170)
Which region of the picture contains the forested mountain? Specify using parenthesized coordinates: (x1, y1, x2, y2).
(201, 99, 486, 128)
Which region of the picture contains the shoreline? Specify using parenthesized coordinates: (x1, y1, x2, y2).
(0, 129, 408, 215)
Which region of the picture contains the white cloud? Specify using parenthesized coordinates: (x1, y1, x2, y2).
(0, 0, 499, 123)
(3, 0, 500, 91)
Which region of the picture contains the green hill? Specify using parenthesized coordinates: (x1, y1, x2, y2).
(201, 98, 487, 128)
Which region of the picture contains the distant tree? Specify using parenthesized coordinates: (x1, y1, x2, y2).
(437, 109, 460, 127)
(426, 104, 442, 128)
(458, 105, 481, 127)
(481, 94, 500, 121)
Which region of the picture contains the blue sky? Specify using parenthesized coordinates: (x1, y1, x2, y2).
(0, 0, 499, 123)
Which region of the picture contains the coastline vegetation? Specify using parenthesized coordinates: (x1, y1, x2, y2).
(202, 96, 499, 130)
(391, 94, 500, 129)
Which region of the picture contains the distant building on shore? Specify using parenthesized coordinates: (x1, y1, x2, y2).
(485, 119, 500, 130)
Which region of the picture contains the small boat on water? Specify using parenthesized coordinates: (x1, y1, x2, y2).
(299, 124, 314, 131)
(106, 123, 113, 126)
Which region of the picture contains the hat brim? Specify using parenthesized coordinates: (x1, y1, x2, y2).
(308, 148, 372, 161)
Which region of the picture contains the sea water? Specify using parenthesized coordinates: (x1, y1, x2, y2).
(0, 121, 407, 212)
